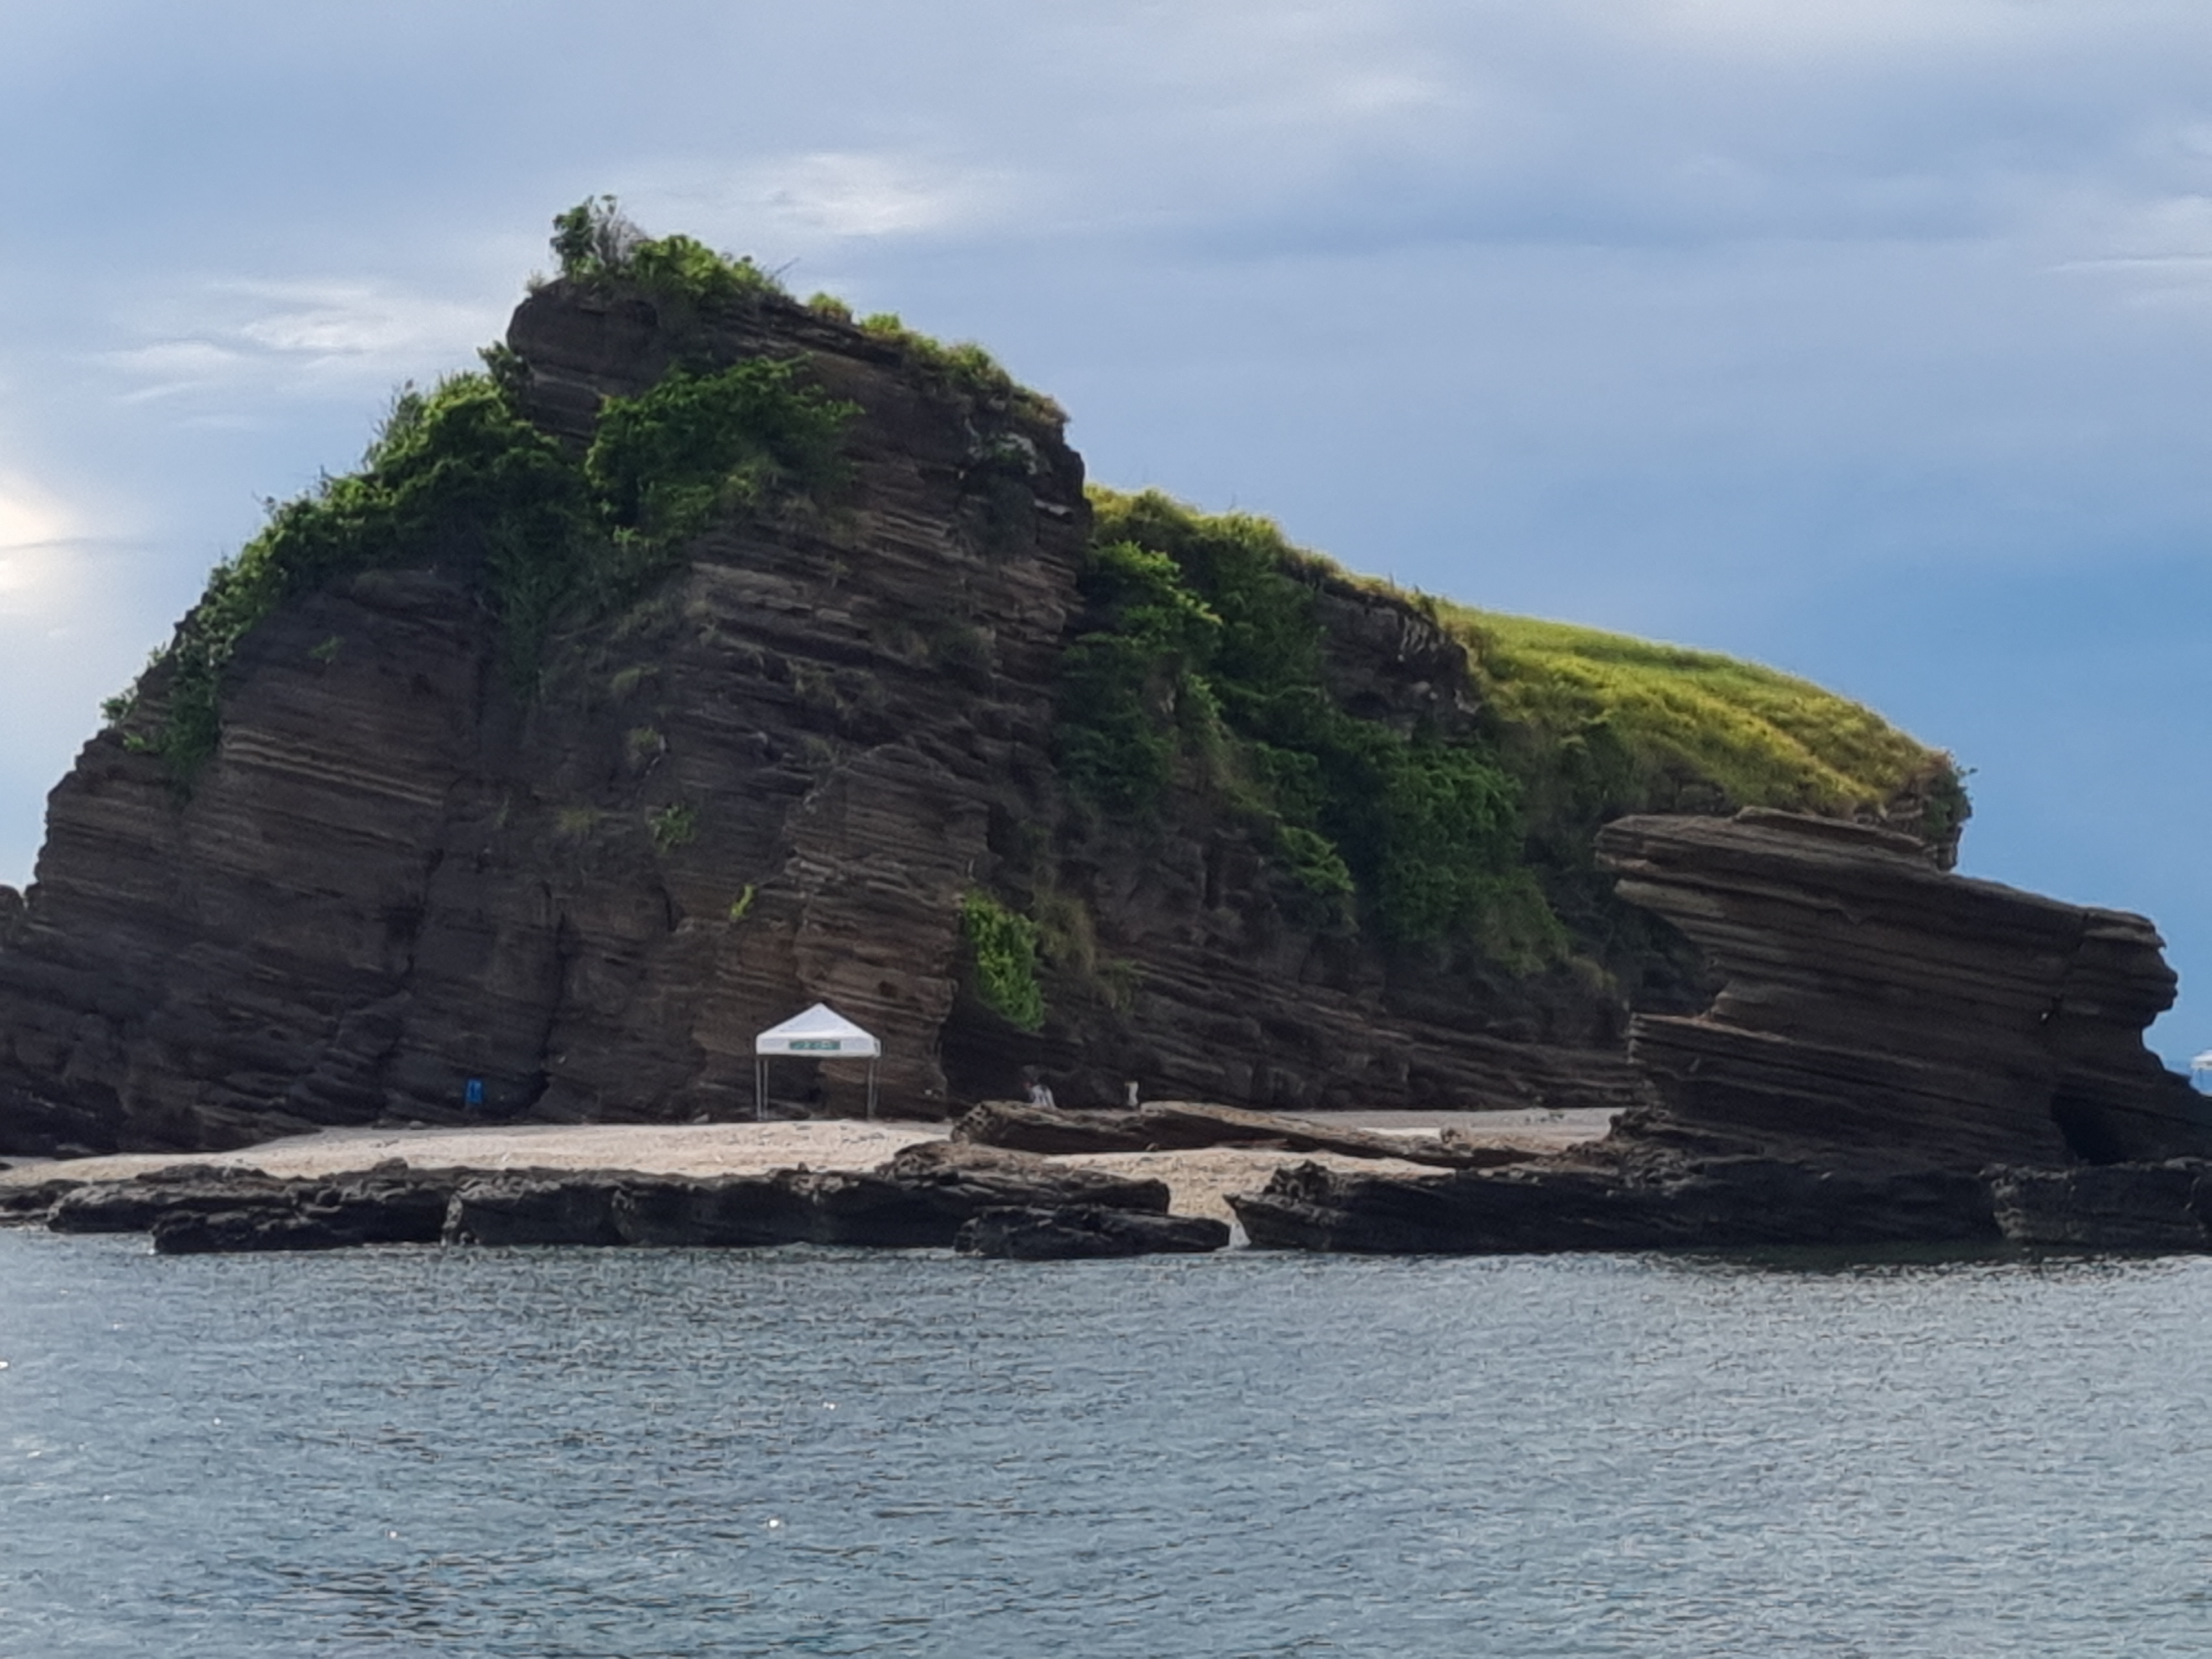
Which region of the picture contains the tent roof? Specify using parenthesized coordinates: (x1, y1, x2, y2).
(755, 1002, 881, 1057)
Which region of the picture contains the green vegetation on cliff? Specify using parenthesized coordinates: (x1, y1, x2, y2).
(551, 194, 786, 309)
(104, 199, 1961, 1017)
(1446, 608, 1964, 834)
(961, 891, 1047, 1031)
(109, 375, 582, 777)
(1060, 489, 1561, 962)
(111, 204, 857, 782)
(560, 197, 1060, 425)
(1055, 488, 1965, 977)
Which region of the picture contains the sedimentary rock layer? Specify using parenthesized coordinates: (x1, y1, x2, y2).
(1595, 808, 2212, 1168)
(18, 1144, 1193, 1254)
(1226, 811, 2212, 1257)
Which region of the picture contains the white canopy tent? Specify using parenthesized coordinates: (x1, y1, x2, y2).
(754, 1003, 882, 1120)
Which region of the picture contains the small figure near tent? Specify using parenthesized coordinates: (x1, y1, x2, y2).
(1022, 1068, 1056, 1109)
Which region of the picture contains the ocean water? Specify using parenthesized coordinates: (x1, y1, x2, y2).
(2, 1232, 2209, 1657)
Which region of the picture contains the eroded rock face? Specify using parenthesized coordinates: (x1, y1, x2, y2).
(1986, 1162, 2212, 1252)
(1595, 809, 2212, 1169)
(0, 280, 1656, 1155)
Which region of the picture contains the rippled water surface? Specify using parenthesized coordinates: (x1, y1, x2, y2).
(4, 1232, 2211, 1656)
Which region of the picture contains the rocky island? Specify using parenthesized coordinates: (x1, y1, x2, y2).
(1, 201, 2204, 1255)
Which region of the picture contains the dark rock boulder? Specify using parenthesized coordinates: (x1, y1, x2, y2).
(435, 1151, 1177, 1250)
(38, 1149, 1188, 1251)
(953, 1099, 1540, 1168)
(1986, 1162, 2212, 1251)
(951, 1102, 1153, 1154)
(881, 1137, 1171, 1210)
(954, 1205, 1230, 1259)
(1230, 1154, 1997, 1255)
(76, 1161, 464, 1252)
(48, 1166, 301, 1234)
(1595, 809, 2212, 1170)
(153, 1202, 366, 1255)
(609, 1173, 818, 1248)
(794, 1155, 1167, 1248)
(796, 1169, 998, 1248)
(442, 1172, 631, 1246)
(309, 1167, 467, 1244)
(0, 1177, 85, 1223)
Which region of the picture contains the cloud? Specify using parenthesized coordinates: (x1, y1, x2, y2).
(742, 152, 1006, 239)
(0, 541, 88, 622)
(1631, 0, 2048, 55)
(629, 150, 1024, 261)
(99, 278, 500, 405)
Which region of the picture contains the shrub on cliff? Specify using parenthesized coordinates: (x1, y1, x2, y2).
(587, 358, 852, 546)
(1055, 488, 1966, 975)
(855, 311, 1065, 428)
(961, 892, 1047, 1031)
(137, 375, 580, 776)
(551, 195, 784, 308)
(1058, 489, 1559, 963)
(116, 351, 854, 781)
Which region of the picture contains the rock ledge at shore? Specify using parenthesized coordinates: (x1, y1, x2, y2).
(1228, 810, 2212, 1255)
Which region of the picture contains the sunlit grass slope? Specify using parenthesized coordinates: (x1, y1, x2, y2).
(1439, 606, 1959, 825)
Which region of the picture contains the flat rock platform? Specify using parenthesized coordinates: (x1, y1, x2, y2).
(0, 1110, 1617, 1224)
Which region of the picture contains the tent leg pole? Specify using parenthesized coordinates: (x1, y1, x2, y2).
(755, 1057, 765, 1123)
(867, 1060, 878, 1122)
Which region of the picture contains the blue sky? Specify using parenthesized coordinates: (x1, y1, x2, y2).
(3, 0, 2209, 1061)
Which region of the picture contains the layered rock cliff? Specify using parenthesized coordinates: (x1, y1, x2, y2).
(0, 276, 1093, 1150)
(1595, 809, 2212, 1167)
(0, 221, 1963, 1155)
(1230, 808, 2212, 1254)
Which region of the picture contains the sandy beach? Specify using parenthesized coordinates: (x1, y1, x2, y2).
(0, 1109, 1618, 1223)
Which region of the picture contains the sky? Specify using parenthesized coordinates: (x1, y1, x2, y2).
(2, 0, 2209, 1063)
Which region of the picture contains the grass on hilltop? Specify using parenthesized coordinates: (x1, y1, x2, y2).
(1439, 606, 1963, 833)
(1055, 487, 1967, 978)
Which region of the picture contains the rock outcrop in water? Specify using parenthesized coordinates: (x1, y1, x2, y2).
(13, 1142, 1215, 1255)
(1233, 810, 2212, 1253)
(1598, 809, 2211, 1167)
